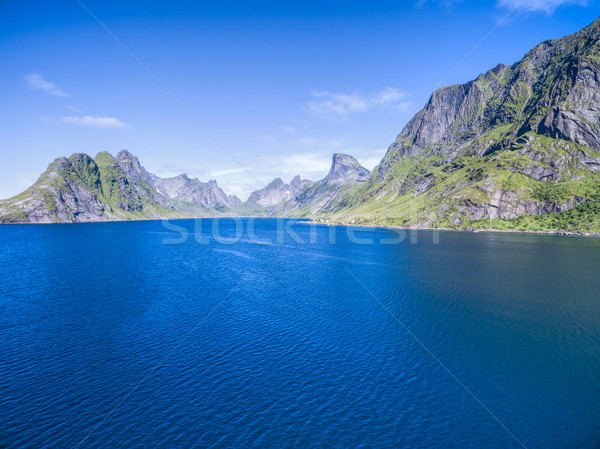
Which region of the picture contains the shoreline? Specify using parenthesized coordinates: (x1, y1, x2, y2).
(2, 215, 599, 238)
(304, 220, 600, 238)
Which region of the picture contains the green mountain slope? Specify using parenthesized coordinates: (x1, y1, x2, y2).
(0, 151, 235, 223)
(319, 17, 600, 233)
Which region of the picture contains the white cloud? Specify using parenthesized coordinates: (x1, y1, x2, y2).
(214, 148, 389, 201)
(60, 115, 129, 129)
(307, 91, 368, 119)
(306, 88, 410, 121)
(155, 162, 207, 177)
(24, 73, 70, 97)
(220, 182, 263, 201)
(496, 0, 588, 13)
(210, 167, 248, 177)
(373, 87, 408, 105)
(260, 152, 332, 175)
(283, 126, 297, 133)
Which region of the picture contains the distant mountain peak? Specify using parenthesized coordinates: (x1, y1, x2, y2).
(324, 153, 370, 185)
(115, 149, 135, 161)
(246, 175, 314, 209)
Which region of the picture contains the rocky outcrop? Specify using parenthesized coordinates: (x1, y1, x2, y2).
(149, 173, 191, 199)
(381, 20, 600, 175)
(151, 173, 237, 210)
(95, 150, 172, 210)
(248, 178, 291, 208)
(242, 154, 370, 216)
(0, 153, 138, 223)
(0, 151, 239, 223)
(323, 154, 370, 185)
(246, 176, 314, 208)
(290, 154, 370, 215)
(346, 18, 600, 228)
(0, 148, 367, 223)
(289, 175, 314, 194)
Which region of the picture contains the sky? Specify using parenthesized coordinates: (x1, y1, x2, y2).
(1, 0, 599, 200)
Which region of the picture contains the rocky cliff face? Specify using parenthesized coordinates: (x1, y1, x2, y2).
(94, 151, 173, 212)
(324, 153, 371, 185)
(243, 154, 370, 216)
(151, 173, 239, 210)
(0, 148, 366, 223)
(0, 151, 239, 223)
(0, 151, 174, 223)
(246, 176, 314, 208)
(289, 175, 314, 194)
(378, 19, 600, 175)
(248, 178, 290, 208)
(329, 18, 600, 231)
(288, 154, 370, 215)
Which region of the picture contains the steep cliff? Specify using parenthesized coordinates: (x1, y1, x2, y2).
(0, 151, 237, 223)
(327, 18, 600, 232)
(285, 154, 371, 216)
(246, 176, 314, 209)
(151, 173, 240, 211)
(243, 154, 370, 217)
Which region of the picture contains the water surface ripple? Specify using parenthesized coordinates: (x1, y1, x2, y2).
(1, 219, 599, 448)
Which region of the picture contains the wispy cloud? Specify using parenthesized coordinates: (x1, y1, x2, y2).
(496, 0, 588, 13)
(60, 115, 129, 129)
(307, 91, 368, 118)
(218, 146, 387, 201)
(217, 153, 332, 200)
(260, 152, 331, 174)
(24, 73, 70, 97)
(210, 167, 248, 177)
(155, 162, 207, 177)
(306, 87, 411, 121)
(220, 182, 263, 200)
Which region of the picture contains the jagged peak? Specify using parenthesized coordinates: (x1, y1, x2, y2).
(521, 16, 600, 62)
(267, 177, 285, 187)
(325, 153, 370, 185)
(116, 149, 136, 161)
(48, 156, 70, 169)
(578, 16, 600, 36)
(68, 152, 95, 162)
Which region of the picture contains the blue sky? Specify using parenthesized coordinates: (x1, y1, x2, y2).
(1, 0, 598, 199)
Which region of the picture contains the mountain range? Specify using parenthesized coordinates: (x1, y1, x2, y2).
(2, 18, 600, 232)
(0, 148, 370, 223)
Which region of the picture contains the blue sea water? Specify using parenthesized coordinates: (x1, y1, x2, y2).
(1, 218, 599, 449)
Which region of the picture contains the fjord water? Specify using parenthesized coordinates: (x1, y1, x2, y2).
(1, 219, 599, 449)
